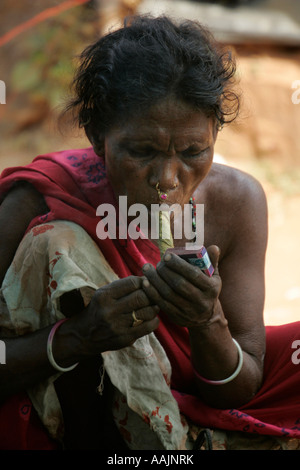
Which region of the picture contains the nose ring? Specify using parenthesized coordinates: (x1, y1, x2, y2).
(155, 182, 177, 201)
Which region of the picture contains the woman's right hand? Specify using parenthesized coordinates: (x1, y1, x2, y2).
(67, 276, 160, 357)
(0, 276, 159, 402)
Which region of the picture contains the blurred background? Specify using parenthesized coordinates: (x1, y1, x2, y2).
(0, 0, 299, 325)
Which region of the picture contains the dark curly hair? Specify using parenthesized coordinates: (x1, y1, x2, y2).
(64, 15, 239, 152)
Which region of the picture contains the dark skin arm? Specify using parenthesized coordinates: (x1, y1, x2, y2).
(0, 182, 49, 286)
(0, 274, 159, 403)
(142, 171, 268, 409)
(0, 172, 267, 411)
(0, 184, 159, 403)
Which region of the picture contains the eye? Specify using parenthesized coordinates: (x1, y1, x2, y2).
(182, 146, 210, 158)
(128, 146, 157, 158)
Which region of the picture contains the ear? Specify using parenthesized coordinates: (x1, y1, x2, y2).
(214, 120, 223, 138)
(210, 118, 221, 144)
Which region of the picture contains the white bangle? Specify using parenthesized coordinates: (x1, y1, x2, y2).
(47, 319, 79, 373)
(193, 338, 244, 385)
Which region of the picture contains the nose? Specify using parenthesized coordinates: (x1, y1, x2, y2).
(150, 157, 180, 194)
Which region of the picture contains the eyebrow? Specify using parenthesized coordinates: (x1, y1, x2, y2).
(121, 136, 210, 146)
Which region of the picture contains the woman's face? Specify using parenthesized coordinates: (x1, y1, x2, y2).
(104, 97, 218, 209)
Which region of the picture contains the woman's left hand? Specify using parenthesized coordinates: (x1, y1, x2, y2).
(142, 245, 222, 328)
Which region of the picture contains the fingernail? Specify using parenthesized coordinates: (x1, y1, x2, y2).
(164, 253, 171, 262)
(143, 263, 150, 272)
(143, 279, 150, 288)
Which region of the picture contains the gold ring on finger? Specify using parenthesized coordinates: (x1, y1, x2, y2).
(132, 310, 143, 327)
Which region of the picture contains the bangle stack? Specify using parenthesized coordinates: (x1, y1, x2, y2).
(193, 338, 243, 385)
(47, 318, 79, 373)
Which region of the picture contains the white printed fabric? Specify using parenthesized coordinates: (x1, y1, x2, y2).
(0, 220, 190, 450)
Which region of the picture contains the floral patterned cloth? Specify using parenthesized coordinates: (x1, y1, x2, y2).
(1, 147, 300, 450)
(0, 220, 190, 450)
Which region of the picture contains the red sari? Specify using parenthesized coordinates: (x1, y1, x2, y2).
(0, 147, 299, 449)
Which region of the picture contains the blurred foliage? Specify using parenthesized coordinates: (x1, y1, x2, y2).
(10, 5, 98, 110)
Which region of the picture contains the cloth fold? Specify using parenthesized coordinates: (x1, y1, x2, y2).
(0, 220, 189, 450)
(1, 147, 300, 449)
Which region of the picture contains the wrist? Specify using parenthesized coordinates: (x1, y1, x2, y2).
(188, 300, 228, 336)
(47, 319, 79, 372)
(49, 318, 83, 370)
(192, 338, 244, 385)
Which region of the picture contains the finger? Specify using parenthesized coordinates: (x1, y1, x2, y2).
(106, 315, 160, 351)
(123, 307, 160, 343)
(102, 276, 143, 299)
(129, 305, 160, 324)
(142, 263, 185, 306)
(142, 275, 182, 317)
(116, 287, 153, 313)
(127, 315, 160, 342)
(155, 262, 202, 301)
(142, 278, 193, 327)
(160, 252, 212, 288)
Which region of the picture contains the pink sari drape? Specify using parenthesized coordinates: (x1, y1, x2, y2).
(0, 147, 299, 449)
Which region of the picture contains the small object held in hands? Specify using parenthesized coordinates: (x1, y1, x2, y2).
(166, 246, 214, 277)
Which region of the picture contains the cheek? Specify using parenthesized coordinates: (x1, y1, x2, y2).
(105, 144, 127, 192)
(186, 160, 211, 186)
(195, 153, 213, 179)
(106, 156, 146, 202)
(106, 164, 128, 197)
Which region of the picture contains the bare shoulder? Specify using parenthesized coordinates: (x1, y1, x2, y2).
(0, 182, 48, 285)
(196, 163, 268, 256)
(0, 181, 48, 215)
(203, 162, 267, 210)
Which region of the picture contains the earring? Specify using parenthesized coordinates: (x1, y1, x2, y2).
(189, 197, 196, 233)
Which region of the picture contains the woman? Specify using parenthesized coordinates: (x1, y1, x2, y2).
(0, 15, 299, 450)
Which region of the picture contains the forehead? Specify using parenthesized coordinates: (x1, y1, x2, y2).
(110, 97, 215, 146)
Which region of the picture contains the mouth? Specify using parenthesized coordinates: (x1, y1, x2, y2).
(129, 186, 186, 210)
(145, 196, 181, 209)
